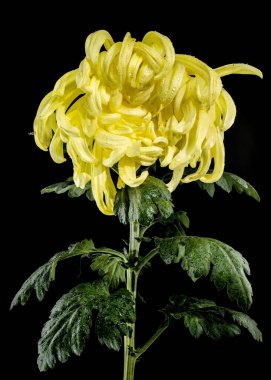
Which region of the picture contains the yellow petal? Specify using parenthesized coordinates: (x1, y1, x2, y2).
(118, 32, 136, 85)
(160, 145, 177, 167)
(86, 76, 102, 116)
(73, 161, 92, 189)
(56, 106, 81, 137)
(143, 31, 175, 79)
(76, 58, 92, 92)
(176, 54, 222, 108)
(158, 62, 185, 105)
(85, 30, 114, 66)
(216, 89, 236, 131)
(170, 109, 209, 169)
(134, 41, 164, 74)
(91, 143, 116, 215)
(167, 164, 185, 192)
(118, 156, 148, 187)
(182, 149, 211, 182)
(103, 147, 126, 167)
(49, 129, 66, 163)
(215, 63, 263, 78)
(139, 146, 163, 165)
(69, 137, 96, 163)
(200, 130, 225, 183)
(34, 113, 56, 150)
(95, 128, 131, 150)
(103, 42, 122, 85)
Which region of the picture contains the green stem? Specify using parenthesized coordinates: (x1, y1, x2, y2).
(136, 248, 159, 275)
(135, 319, 170, 359)
(123, 221, 140, 380)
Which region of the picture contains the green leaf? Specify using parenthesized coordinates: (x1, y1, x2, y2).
(216, 172, 260, 201)
(10, 260, 53, 307)
(41, 177, 74, 194)
(114, 176, 174, 226)
(155, 235, 252, 310)
(91, 254, 126, 289)
(154, 236, 185, 264)
(227, 309, 263, 342)
(37, 282, 109, 371)
(37, 282, 135, 371)
(163, 295, 262, 341)
(179, 236, 252, 310)
(41, 178, 94, 200)
(114, 184, 130, 224)
(96, 288, 135, 351)
(163, 211, 190, 229)
(10, 239, 95, 308)
(197, 182, 215, 198)
(197, 172, 260, 201)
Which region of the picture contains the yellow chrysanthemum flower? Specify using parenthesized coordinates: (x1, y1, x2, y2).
(34, 30, 262, 215)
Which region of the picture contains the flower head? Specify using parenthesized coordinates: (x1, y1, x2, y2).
(34, 30, 262, 215)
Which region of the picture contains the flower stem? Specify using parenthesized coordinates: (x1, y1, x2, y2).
(123, 221, 140, 380)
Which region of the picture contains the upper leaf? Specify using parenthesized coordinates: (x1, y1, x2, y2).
(114, 176, 174, 226)
(37, 282, 135, 371)
(163, 295, 262, 341)
(198, 172, 260, 201)
(10, 239, 95, 308)
(41, 177, 94, 200)
(91, 253, 126, 289)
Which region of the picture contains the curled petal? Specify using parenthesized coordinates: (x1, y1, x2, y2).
(118, 156, 149, 187)
(49, 129, 66, 163)
(143, 31, 175, 79)
(167, 164, 185, 192)
(160, 145, 177, 167)
(76, 58, 92, 92)
(118, 32, 136, 84)
(170, 109, 209, 169)
(158, 62, 185, 105)
(85, 30, 114, 65)
(215, 63, 263, 78)
(56, 106, 81, 137)
(95, 128, 131, 149)
(216, 89, 236, 131)
(176, 54, 222, 108)
(103, 147, 126, 167)
(91, 143, 116, 215)
(200, 130, 225, 183)
(182, 149, 211, 182)
(69, 137, 96, 163)
(34, 113, 56, 150)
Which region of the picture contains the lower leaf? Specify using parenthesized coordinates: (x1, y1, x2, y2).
(37, 281, 135, 371)
(162, 295, 262, 342)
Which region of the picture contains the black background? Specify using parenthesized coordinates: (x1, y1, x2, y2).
(4, 3, 270, 379)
